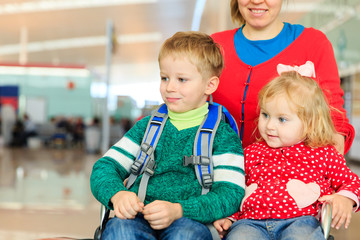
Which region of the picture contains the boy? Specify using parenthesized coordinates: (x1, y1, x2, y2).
(90, 31, 245, 239)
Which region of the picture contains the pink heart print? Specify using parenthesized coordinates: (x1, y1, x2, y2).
(287, 179, 321, 209)
(240, 183, 258, 211)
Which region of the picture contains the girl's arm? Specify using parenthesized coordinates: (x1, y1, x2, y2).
(320, 146, 360, 228)
(319, 193, 355, 229)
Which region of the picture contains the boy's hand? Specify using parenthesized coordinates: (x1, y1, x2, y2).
(213, 218, 232, 239)
(318, 194, 355, 229)
(111, 191, 144, 219)
(142, 200, 183, 230)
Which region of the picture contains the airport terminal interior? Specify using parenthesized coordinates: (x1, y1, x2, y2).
(1, 0, 360, 239)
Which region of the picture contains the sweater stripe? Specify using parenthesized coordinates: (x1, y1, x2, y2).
(214, 165, 245, 175)
(214, 169, 245, 188)
(103, 148, 134, 172)
(213, 153, 244, 169)
(111, 146, 134, 160)
(112, 136, 140, 156)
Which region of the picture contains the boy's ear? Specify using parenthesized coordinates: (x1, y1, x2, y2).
(205, 76, 219, 95)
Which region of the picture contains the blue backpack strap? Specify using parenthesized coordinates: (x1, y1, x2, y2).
(211, 102, 239, 137)
(127, 99, 237, 200)
(209, 94, 239, 137)
(126, 104, 168, 202)
(183, 103, 222, 194)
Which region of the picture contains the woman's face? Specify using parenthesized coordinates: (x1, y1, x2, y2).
(237, 0, 283, 32)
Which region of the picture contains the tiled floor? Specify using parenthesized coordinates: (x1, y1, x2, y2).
(0, 146, 100, 240)
(1, 145, 360, 240)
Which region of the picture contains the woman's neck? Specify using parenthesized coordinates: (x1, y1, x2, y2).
(242, 20, 284, 40)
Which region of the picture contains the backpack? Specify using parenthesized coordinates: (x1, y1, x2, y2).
(125, 97, 239, 201)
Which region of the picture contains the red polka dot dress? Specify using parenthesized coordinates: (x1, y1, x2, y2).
(231, 141, 360, 220)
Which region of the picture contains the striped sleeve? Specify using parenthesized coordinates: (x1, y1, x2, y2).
(102, 136, 140, 172)
(100, 116, 151, 172)
(213, 153, 245, 190)
(90, 116, 151, 207)
(212, 121, 245, 190)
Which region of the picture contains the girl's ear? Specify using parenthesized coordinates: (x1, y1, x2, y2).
(205, 76, 219, 95)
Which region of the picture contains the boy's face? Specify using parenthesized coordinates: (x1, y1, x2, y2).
(159, 55, 214, 113)
(258, 94, 304, 148)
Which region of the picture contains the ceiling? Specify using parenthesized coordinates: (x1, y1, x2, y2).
(0, 0, 359, 87)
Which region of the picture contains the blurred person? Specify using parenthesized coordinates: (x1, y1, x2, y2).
(1, 104, 16, 146)
(39, 116, 57, 146)
(72, 116, 85, 147)
(120, 117, 132, 133)
(85, 116, 101, 154)
(11, 117, 25, 147)
(23, 113, 38, 144)
(109, 116, 125, 146)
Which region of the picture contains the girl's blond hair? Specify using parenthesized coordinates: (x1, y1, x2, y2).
(158, 31, 224, 79)
(258, 71, 337, 148)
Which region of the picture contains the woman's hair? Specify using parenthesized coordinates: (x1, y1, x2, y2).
(158, 31, 224, 79)
(230, 0, 244, 26)
(258, 71, 337, 148)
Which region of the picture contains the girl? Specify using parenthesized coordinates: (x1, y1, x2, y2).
(214, 64, 360, 240)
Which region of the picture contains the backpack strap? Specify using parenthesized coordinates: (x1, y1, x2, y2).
(209, 95, 239, 137)
(125, 104, 168, 202)
(127, 101, 224, 202)
(183, 103, 222, 194)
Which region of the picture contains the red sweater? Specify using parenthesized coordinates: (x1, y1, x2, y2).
(211, 28, 354, 153)
(232, 142, 360, 220)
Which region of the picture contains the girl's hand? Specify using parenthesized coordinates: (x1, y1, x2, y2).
(318, 194, 355, 229)
(111, 191, 144, 219)
(213, 218, 232, 239)
(142, 200, 183, 230)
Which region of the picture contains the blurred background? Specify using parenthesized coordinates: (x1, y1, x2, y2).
(0, 0, 360, 239)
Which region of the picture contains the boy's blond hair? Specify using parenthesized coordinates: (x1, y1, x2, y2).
(258, 71, 337, 148)
(158, 31, 224, 79)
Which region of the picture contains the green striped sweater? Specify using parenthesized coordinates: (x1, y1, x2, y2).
(90, 115, 245, 223)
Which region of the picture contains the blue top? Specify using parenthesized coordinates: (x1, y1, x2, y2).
(234, 22, 305, 66)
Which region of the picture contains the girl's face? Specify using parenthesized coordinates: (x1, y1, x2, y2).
(159, 55, 212, 113)
(238, 0, 283, 33)
(258, 94, 304, 148)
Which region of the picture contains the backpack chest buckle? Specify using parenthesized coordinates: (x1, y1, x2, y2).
(183, 155, 210, 166)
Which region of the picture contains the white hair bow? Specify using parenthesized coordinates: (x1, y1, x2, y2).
(277, 61, 316, 78)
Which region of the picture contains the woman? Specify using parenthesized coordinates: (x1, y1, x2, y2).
(211, 0, 354, 154)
